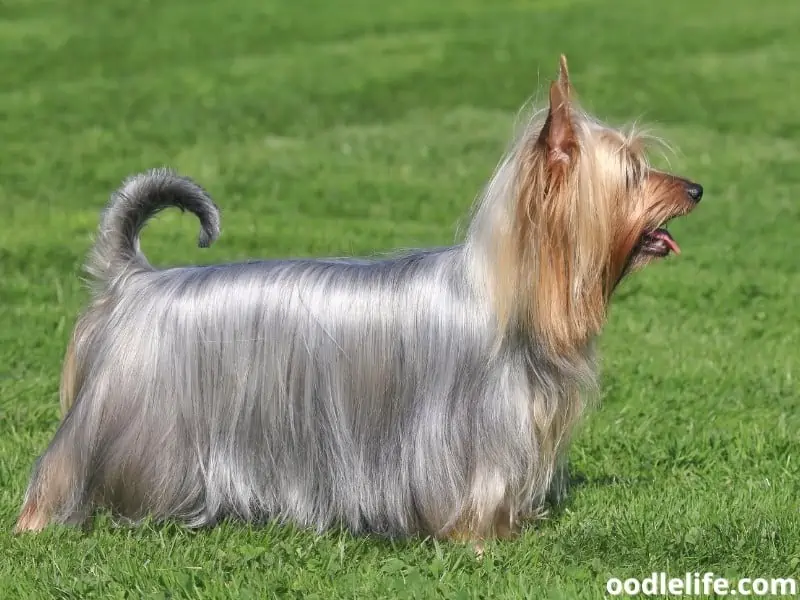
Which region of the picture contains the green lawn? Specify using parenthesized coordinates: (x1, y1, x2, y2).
(2, 0, 799, 597)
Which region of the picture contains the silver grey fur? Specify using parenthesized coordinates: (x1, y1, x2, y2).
(19, 154, 596, 536)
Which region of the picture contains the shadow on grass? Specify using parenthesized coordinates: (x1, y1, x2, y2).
(542, 469, 654, 521)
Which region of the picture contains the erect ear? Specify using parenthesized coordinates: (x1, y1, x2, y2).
(537, 54, 577, 166)
(557, 54, 571, 95)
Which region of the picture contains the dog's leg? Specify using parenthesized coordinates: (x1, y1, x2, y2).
(443, 509, 481, 542)
(14, 418, 89, 533)
(16, 455, 72, 532)
(442, 498, 519, 556)
(442, 509, 489, 555)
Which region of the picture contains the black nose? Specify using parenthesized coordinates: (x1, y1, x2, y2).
(687, 182, 703, 202)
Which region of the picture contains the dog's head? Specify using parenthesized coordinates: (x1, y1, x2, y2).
(511, 55, 703, 354)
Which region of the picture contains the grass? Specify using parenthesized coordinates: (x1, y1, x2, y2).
(2, 0, 799, 597)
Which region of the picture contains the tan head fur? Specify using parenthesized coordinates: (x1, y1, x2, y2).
(476, 55, 703, 358)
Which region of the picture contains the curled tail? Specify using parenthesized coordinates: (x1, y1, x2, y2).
(87, 168, 221, 285)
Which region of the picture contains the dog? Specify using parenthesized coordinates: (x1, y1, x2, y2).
(15, 55, 702, 542)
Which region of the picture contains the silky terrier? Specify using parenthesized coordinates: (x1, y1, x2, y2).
(16, 55, 703, 541)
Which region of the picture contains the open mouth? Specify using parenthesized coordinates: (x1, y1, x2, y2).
(638, 227, 681, 257)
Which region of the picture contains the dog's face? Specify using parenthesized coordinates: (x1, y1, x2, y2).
(511, 55, 703, 354)
(622, 170, 703, 271)
(588, 129, 704, 282)
(530, 55, 703, 287)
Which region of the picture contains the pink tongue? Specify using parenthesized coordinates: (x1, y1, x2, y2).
(653, 230, 681, 255)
